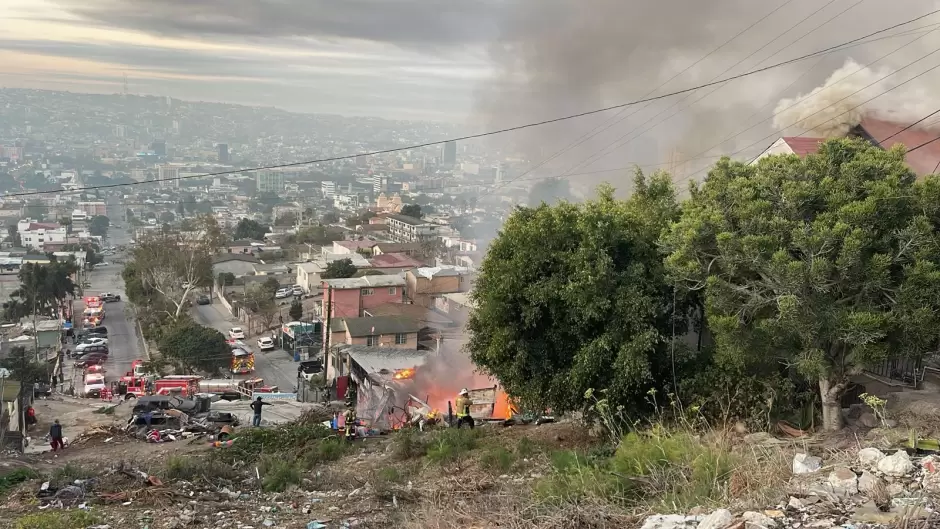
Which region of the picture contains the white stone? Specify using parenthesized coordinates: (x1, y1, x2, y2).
(793, 453, 823, 474)
(858, 471, 883, 493)
(698, 509, 734, 529)
(742, 511, 778, 529)
(640, 514, 702, 529)
(858, 447, 886, 467)
(877, 451, 914, 477)
(827, 467, 859, 496)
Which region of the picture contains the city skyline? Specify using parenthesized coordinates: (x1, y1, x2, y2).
(1, 0, 505, 122)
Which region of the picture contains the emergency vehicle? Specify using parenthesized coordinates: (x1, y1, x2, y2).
(231, 347, 255, 375)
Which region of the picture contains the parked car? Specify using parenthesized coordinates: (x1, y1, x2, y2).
(33, 382, 52, 397)
(100, 292, 121, 302)
(73, 344, 109, 357)
(257, 337, 275, 351)
(76, 337, 109, 351)
(274, 287, 291, 299)
(74, 353, 108, 368)
(228, 327, 245, 340)
(291, 285, 304, 296)
(80, 326, 109, 337)
(83, 373, 107, 398)
(196, 294, 211, 305)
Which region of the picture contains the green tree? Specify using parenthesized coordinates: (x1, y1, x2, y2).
(0, 346, 48, 384)
(233, 218, 268, 241)
(289, 298, 303, 321)
(400, 204, 422, 219)
(275, 211, 298, 226)
(88, 215, 110, 237)
(158, 321, 231, 374)
(5, 223, 21, 247)
(243, 283, 279, 332)
(663, 139, 940, 430)
(322, 258, 357, 279)
(262, 277, 281, 294)
(293, 226, 344, 246)
(321, 212, 340, 224)
(217, 272, 236, 286)
(468, 174, 690, 413)
(129, 232, 214, 318)
(160, 211, 176, 224)
(24, 200, 47, 221)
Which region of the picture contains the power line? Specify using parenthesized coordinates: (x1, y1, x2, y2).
(5, 8, 940, 199)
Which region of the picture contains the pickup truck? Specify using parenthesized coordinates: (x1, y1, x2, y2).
(101, 293, 121, 302)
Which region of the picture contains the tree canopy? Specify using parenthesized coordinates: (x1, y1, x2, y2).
(5, 260, 78, 321)
(88, 215, 110, 237)
(528, 177, 573, 206)
(322, 258, 357, 280)
(400, 204, 422, 219)
(234, 218, 268, 241)
(158, 320, 231, 374)
(663, 139, 940, 430)
(468, 174, 692, 413)
(289, 298, 303, 321)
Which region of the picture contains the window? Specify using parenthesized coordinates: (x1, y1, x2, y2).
(366, 335, 379, 346)
(362, 288, 374, 296)
(395, 333, 408, 345)
(388, 287, 397, 295)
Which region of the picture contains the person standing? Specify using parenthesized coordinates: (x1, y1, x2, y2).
(250, 396, 270, 427)
(455, 388, 474, 429)
(49, 419, 64, 451)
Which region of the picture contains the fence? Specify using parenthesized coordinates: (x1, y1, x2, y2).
(864, 357, 925, 388)
(215, 284, 235, 317)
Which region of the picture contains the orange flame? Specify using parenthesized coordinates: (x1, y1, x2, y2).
(492, 391, 513, 420)
(393, 367, 416, 380)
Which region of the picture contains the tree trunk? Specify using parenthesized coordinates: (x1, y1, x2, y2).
(819, 377, 846, 431)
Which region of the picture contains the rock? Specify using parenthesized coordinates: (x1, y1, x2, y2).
(827, 467, 859, 496)
(858, 471, 884, 493)
(877, 451, 914, 477)
(887, 483, 905, 496)
(858, 412, 879, 428)
(742, 511, 777, 529)
(262, 520, 275, 527)
(744, 432, 779, 445)
(640, 514, 702, 529)
(787, 497, 806, 510)
(858, 447, 885, 467)
(697, 509, 734, 529)
(792, 453, 823, 474)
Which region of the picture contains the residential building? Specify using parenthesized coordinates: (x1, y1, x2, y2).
(441, 140, 457, 166)
(324, 345, 427, 413)
(256, 170, 285, 193)
(218, 143, 229, 163)
(373, 174, 389, 194)
(158, 164, 180, 188)
(369, 253, 424, 275)
(77, 201, 107, 217)
(321, 275, 406, 318)
(372, 242, 422, 256)
(212, 254, 260, 278)
(226, 240, 257, 254)
(295, 253, 371, 294)
(406, 266, 474, 308)
(329, 316, 420, 349)
(18, 221, 68, 250)
(376, 192, 403, 213)
(386, 214, 440, 243)
(70, 210, 88, 222)
(332, 240, 377, 255)
(435, 292, 475, 325)
(321, 181, 336, 199)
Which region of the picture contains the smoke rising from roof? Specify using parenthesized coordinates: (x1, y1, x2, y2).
(475, 0, 940, 189)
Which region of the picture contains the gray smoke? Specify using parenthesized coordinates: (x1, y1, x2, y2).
(475, 0, 940, 191)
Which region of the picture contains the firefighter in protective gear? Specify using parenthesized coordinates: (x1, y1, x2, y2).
(455, 388, 474, 429)
(343, 407, 357, 440)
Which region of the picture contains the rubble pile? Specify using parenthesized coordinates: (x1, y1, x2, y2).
(641, 446, 940, 529)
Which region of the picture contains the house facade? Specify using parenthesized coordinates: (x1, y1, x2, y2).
(405, 266, 473, 308)
(322, 275, 406, 318)
(386, 214, 440, 243)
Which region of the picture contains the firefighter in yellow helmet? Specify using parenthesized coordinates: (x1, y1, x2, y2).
(455, 388, 474, 429)
(343, 394, 357, 440)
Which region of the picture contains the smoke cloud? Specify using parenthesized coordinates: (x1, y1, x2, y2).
(475, 0, 940, 191)
(398, 342, 494, 412)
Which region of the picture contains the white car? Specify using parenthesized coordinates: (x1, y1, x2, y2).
(83, 373, 107, 398)
(274, 288, 291, 299)
(76, 337, 108, 351)
(229, 327, 246, 340)
(257, 337, 275, 351)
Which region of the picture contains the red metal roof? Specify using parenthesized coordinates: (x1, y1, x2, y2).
(370, 252, 423, 269)
(857, 118, 940, 177)
(781, 137, 826, 158)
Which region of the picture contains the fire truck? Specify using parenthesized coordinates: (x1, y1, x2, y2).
(231, 347, 255, 375)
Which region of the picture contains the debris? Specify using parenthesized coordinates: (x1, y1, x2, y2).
(827, 467, 858, 496)
(792, 453, 822, 474)
(876, 450, 913, 477)
(741, 511, 777, 529)
(698, 509, 733, 529)
(857, 447, 885, 468)
(639, 514, 701, 529)
(307, 522, 328, 529)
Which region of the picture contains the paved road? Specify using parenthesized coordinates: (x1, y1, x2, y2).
(191, 302, 299, 392)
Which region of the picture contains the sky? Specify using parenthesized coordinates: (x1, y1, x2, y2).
(0, 0, 501, 121)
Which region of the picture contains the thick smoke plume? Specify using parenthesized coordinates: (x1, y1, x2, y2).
(774, 58, 940, 138)
(476, 0, 940, 190)
(397, 342, 496, 412)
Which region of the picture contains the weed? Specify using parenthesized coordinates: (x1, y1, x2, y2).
(393, 428, 428, 460)
(15, 510, 100, 529)
(51, 463, 94, 486)
(262, 459, 302, 492)
(481, 446, 516, 474)
(216, 422, 332, 463)
(534, 451, 632, 505)
(371, 465, 418, 503)
(425, 428, 481, 465)
(164, 455, 238, 482)
(861, 392, 890, 428)
(0, 468, 39, 497)
(516, 436, 538, 458)
(303, 437, 351, 468)
(93, 406, 115, 415)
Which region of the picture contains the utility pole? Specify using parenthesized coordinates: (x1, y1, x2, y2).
(321, 286, 332, 388)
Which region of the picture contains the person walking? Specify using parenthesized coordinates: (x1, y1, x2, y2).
(250, 396, 270, 427)
(455, 388, 474, 429)
(49, 419, 64, 452)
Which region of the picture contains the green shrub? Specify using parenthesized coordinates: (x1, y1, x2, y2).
(164, 455, 239, 482)
(262, 459, 301, 492)
(392, 428, 427, 460)
(425, 428, 481, 465)
(516, 436, 538, 458)
(51, 463, 94, 486)
(0, 468, 39, 497)
(480, 446, 516, 473)
(216, 423, 332, 463)
(534, 451, 632, 504)
(15, 510, 100, 529)
(303, 437, 351, 468)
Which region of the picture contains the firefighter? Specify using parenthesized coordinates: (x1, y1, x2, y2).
(455, 388, 474, 429)
(342, 406, 357, 440)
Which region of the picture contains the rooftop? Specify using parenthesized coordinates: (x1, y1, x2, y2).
(370, 252, 424, 269)
(335, 344, 428, 374)
(364, 303, 455, 326)
(413, 265, 472, 279)
(213, 254, 260, 264)
(442, 291, 475, 308)
(333, 240, 377, 252)
(343, 315, 421, 337)
(385, 214, 427, 226)
(323, 275, 406, 289)
(779, 137, 826, 157)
